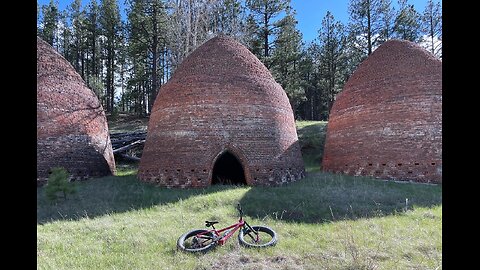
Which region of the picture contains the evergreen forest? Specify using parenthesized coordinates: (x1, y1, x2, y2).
(37, 0, 442, 120)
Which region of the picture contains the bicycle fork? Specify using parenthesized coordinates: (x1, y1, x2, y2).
(243, 222, 260, 243)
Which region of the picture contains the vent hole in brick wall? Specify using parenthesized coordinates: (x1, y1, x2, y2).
(382, 163, 386, 166)
(211, 151, 246, 186)
(397, 163, 402, 166)
(431, 162, 436, 166)
(191, 169, 195, 172)
(368, 163, 373, 166)
(415, 163, 420, 165)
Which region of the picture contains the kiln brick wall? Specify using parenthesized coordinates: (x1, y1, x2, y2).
(138, 35, 305, 187)
(322, 40, 442, 184)
(37, 37, 115, 184)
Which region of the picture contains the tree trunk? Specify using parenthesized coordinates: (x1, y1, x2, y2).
(109, 39, 115, 113)
(150, 4, 159, 113)
(106, 51, 112, 112)
(263, 1, 269, 58)
(367, 0, 372, 55)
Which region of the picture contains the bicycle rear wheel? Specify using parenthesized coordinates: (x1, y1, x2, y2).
(177, 229, 217, 253)
(238, 226, 277, 248)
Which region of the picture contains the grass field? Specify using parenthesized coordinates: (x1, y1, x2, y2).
(37, 120, 442, 269)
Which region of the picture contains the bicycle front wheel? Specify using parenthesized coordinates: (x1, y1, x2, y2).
(238, 226, 277, 248)
(177, 229, 217, 253)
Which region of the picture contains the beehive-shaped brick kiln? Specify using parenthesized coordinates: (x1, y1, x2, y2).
(322, 39, 442, 183)
(138, 35, 305, 187)
(37, 37, 116, 183)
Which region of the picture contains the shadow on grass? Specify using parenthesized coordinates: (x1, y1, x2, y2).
(38, 171, 442, 225)
(37, 174, 236, 224)
(239, 171, 442, 224)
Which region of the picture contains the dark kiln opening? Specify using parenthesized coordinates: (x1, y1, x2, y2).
(211, 151, 246, 185)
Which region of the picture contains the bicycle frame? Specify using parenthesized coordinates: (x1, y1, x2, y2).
(194, 211, 259, 246)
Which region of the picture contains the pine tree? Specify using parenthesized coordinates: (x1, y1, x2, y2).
(393, 0, 421, 41)
(317, 11, 347, 118)
(347, 0, 383, 56)
(37, 2, 40, 27)
(99, 0, 122, 113)
(126, 0, 168, 114)
(40, 0, 60, 46)
(245, 0, 290, 67)
(85, 0, 102, 88)
(44, 167, 76, 202)
(59, 10, 72, 59)
(420, 0, 442, 57)
(298, 43, 321, 120)
(244, 14, 263, 57)
(378, 0, 395, 42)
(68, 0, 88, 77)
(271, 7, 305, 118)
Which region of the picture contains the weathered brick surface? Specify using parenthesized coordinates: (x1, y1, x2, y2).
(322, 39, 442, 184)
(37, 37, 116, 184)
(138, 35, 305, 187)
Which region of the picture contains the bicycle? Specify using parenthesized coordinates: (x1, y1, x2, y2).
(177, 203, 277, 253)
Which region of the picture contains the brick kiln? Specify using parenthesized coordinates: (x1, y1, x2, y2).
(37, 37, 116, 184)
(322, 39, 442, 183)
(138, 35, 305, 187)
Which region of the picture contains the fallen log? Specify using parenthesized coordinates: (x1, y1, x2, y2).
(112, 139, 145, 154)
(118, 153, 141, 162)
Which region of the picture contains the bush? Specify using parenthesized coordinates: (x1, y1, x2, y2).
(45, 167, 76, 202)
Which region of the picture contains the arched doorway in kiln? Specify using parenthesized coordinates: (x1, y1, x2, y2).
(211, 150, 247, 186)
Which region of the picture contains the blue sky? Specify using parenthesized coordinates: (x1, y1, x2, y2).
(37, 0, 432, 43)
(292, 0, 430, 43)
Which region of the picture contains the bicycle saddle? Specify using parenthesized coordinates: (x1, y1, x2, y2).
(205, 221, 219, 227)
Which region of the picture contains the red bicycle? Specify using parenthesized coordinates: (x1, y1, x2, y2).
(177, 203, 277, 253)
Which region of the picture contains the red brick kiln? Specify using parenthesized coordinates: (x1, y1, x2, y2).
(322, 39, 442, 183)
(138, 35, 305, 187)
(37, 37, 116, 184)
